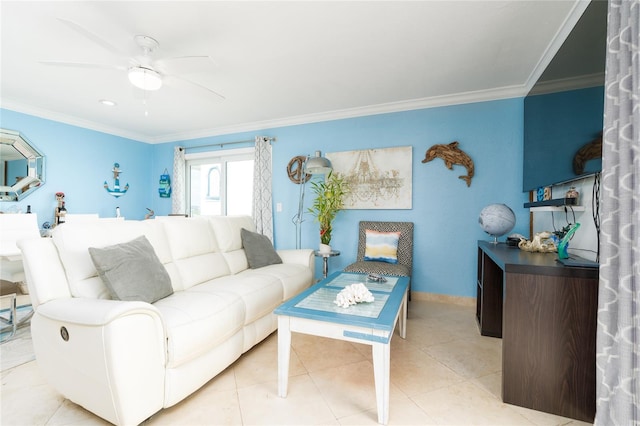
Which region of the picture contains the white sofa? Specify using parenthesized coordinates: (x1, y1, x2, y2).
(18, 215, 314, 425)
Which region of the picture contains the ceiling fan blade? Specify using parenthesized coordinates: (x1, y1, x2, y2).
(39, 60, 126, 71)
(57, 18, 127, 57)
(165, 75, 226, 101)
(155, 56, 217, 75)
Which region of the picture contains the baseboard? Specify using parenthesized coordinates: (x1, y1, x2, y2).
(411, 291, 475, 307)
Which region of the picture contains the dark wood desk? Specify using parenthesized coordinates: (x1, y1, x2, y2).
(476, 241, 598, 423)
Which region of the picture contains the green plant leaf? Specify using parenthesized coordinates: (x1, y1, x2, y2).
(307, 171, 349, 245)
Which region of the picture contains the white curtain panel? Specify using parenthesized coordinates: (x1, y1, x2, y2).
(596, 0, 639, 424)
(253, 136, 273, 241)
(172, 146, 186, 215)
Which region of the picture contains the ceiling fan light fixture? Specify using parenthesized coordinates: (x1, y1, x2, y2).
(128, 67, 162, 91)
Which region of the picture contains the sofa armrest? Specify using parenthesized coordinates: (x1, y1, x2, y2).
(36, 297, 163, 327)
(277, 249, 314, 271)
(32, 298, 166, 426)
(18, 237, 71, 308)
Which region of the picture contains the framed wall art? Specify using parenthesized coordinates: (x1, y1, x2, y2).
(327, 146, 412, 209)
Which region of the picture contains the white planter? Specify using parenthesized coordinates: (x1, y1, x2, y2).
(319, 243, 331, 254)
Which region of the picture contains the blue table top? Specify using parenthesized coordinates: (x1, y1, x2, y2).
(274, 271, 409, 333)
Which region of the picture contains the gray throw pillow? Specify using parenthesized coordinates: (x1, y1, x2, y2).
(241, 228, 282, 269)
(89, 235, 173, 304)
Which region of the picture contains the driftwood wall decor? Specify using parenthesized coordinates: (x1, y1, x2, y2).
(422, 141, 474, 187)
(287, 155, 311, 184)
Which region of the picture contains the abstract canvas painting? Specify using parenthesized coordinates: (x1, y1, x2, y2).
(327, 146, 412, 209)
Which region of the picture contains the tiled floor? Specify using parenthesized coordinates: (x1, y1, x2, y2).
(1, 300, 592, 425)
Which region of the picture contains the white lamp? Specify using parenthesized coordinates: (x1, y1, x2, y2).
(292, 151, 333, 249)
(128, 66, 162, 91)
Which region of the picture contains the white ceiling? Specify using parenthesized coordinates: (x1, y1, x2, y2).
(1, 1, 588, 144)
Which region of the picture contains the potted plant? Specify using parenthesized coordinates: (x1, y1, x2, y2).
(308, 171, 349, 253)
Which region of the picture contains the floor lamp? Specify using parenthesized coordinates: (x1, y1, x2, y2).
(292, 151, 332, 249)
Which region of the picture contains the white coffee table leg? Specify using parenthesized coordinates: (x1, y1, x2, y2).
(372, 342, 391, 425)
(399, 291, 407, 339)
(277, 316, 291, 397)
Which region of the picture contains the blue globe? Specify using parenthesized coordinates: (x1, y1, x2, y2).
(479, 204, 516, 241)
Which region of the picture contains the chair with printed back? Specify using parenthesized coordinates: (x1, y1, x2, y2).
(343, 221, 414, 300)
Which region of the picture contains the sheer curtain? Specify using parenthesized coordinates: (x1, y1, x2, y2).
(172, 146, 186, 215)
(595, 0, 639, 424)
(253, 136, 273, 240)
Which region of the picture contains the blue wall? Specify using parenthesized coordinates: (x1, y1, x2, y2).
(1, 97, 529, 297)
(0, 109, 153, 224)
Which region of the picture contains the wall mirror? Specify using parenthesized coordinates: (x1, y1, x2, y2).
(0, 129, 45, 201)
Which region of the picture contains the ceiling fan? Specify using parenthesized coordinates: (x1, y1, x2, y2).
(41, 18, 225, 100)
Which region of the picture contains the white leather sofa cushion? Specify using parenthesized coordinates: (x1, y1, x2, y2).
(208, 216, 255, 274)
(52, 220, 174, 299)
(153, 289, 245, 368)
(241, 262, 313, 300)
(208, 215, 255, 252)
(162, 218, 231, 290)
(193, 274, 284, 326)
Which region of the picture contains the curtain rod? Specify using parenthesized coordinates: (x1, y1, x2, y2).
(179, 136, 276, 152)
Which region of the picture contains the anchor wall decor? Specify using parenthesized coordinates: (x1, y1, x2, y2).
(104, 162, 129, 198)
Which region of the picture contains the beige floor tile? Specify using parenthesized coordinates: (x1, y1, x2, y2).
(338, 396, 438, 425)
(203, 364, 239, 393)
(0, 326, 35, 371)
(0, 300, 591, 426)
(46, 399, 111, 426)
(472, 371, 502, 400)
(508, 404, 594, 426)
(404, 322, 458, 347)
(412, 380, 535, 425)
(389, 346, 464, 396)
(422, 335, 502, 379)
(233, 332, 307, 389)
(237, 374, 335, 425)
(146, 388, 242, 426)
(1, 366, 66, 426)
(309, 359, 406, 419)
(291, 333, 367, 372)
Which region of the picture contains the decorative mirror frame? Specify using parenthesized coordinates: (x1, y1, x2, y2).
(0, 129, 46, 201)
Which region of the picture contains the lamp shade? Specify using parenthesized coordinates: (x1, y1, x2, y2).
(128, 67, 162, 91)
(305, 151, 332, 175)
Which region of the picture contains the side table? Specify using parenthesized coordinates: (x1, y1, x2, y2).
(313, 250, 340, 279)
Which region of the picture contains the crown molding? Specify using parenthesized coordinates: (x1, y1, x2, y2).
(149, 84, 528, 144)
(528, 72, 604, 96)
(1, 99, 149, 142)
(3, 84, 528, 145)
(523, 0, 591, 94)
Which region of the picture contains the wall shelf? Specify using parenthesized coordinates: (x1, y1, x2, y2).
(524, 198, 581, 210)
(529, 205, 585, 212)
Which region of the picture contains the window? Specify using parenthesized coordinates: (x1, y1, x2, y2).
(207, 166, 221, 200)
(186, 148, 254, 217)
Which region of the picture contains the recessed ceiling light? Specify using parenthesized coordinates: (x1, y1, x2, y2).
(99, 99, 117, 107)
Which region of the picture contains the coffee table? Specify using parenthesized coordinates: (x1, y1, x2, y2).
(274, 271, 409, 425)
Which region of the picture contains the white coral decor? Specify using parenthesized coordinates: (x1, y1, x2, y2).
(334, 283, 375, 308)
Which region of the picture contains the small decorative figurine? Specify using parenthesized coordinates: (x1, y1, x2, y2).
(54, 192, 66, 226)
(104, 162, 129, 197)
(422, 141, 474, 187)
(565, 186, 579, 204)
(518, 231, 557, 253)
